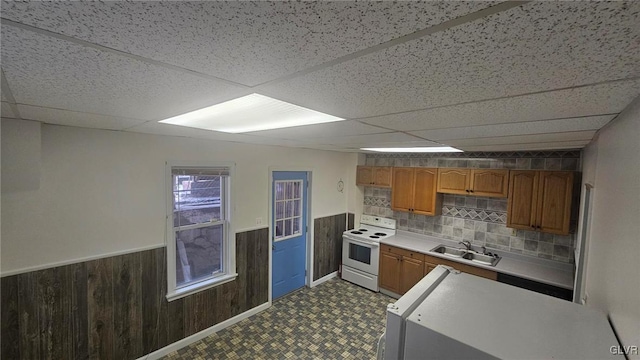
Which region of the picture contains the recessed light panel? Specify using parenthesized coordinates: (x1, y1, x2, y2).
(159, 93, 344, 133)
(361, 147, 463, 153)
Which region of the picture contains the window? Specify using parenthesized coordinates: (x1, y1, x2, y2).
(166, 164, 236, 301)
(274, 180, 303, 240)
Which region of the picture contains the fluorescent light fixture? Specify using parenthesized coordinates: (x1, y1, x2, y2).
(159, 93, 344, 133)
(361, 147, 463, 153)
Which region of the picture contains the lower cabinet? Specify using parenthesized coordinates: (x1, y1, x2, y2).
(423, 254, 498, 281)
(400, 257, 425, 294)
(380, 245, 428, 295)
(379, 251, 402, 294)
(380, 244, 498, 296)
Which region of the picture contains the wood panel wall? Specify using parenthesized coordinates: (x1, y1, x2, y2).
(0, 227, 269, 360)
(313, 213, 347, 281)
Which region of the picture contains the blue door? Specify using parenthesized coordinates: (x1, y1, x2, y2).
(272, 171, 308, 299)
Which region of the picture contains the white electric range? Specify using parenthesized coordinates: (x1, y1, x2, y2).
(342, 215, 396, 292)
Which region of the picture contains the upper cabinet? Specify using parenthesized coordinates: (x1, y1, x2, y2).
(437, 168, 509, 197)
(507, 171, 574, 235)
(356, 166, 392, 187)
(391, 167, 441, 216)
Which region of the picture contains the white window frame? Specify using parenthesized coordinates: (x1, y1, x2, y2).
(165, 161, 237, 302)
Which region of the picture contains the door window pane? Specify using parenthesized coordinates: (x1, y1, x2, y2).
(274, 180, 303, 241)
(276, 202, 284, 219)
(294, 199, 301, 216)
(285, 219, 293, 237)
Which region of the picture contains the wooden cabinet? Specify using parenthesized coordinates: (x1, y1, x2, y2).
(400, 257, 425, 294)
(423, 254, 498, 281)
(391, 167, 441, 216)
(507, 171, 574, 235)
(436, 168, 470, 195)
(437, 168, 509, 197)
(379, 250, 402, 294)
(356, 166, 392, 187)
(380, 244, 498, 295)
(380, 245, 427, 295)
(424, 261, 437, 276)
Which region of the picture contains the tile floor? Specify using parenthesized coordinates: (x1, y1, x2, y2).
(162, 278, 393, 359)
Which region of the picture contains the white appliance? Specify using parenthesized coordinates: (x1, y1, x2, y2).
(342, 215, 396, 292)
(380, 265, 620, 360)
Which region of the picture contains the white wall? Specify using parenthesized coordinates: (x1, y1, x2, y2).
(1, 122, 354, 274)
(1, 119, 41, 192)
(581, 96, 640, 353)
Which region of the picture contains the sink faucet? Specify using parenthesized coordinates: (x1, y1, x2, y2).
(459, 241, 472, 251)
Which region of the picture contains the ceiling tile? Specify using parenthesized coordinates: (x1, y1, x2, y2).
(243, 120, 389, 139)
(408, 115, 613, 141)
(261, 1, 640, 118)
(1, 25, 248, 121)
(444, 131, 596, 147)
(126, 122, 253, 142)
(342, 140, 445, 149)
(459, 141, 591, 152)
(360, 80, 639, 131)
(1, 102, 17, 118)
(312, 132, 423, 146)
(16, 104, 146, 131)
(0, 1, 495, 86)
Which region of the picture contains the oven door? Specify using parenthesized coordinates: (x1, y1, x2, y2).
(342, 235, 380, 275)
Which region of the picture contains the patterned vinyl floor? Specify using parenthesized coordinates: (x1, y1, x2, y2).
(162, 278, 393, 359)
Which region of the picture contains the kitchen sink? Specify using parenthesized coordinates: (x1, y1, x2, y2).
(462, 252, 501, 266)
(430, 245, 501, 266)
(430, 245, 467, 258)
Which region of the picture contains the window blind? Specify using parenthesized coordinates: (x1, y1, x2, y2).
(172, 167, 230, 176)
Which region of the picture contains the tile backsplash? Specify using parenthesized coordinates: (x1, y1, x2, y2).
(362, 151, 579, 264)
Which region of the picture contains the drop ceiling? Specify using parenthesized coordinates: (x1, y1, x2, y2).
(1, 1, 639, 152)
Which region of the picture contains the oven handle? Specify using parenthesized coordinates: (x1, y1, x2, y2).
(343, 235, 379, 247)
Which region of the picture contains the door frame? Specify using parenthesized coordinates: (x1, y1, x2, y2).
(574, 183, 594, 304)
(268, 167, 313, 302)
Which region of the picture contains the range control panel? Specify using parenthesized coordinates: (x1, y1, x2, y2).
(360, 214, 397, 230)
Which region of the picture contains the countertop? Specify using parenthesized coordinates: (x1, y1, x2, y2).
(380, 230, 575, 289)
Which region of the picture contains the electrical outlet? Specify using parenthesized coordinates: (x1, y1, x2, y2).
(511, 228, 517, 236)
(256, 217, 263, 225)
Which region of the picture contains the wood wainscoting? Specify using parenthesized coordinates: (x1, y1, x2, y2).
(0, 228, 269, 360)
(313, 213, 347, 281)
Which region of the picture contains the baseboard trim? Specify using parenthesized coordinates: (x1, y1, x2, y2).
(311, 271, 338, 287)
(137, 302, 271, 360)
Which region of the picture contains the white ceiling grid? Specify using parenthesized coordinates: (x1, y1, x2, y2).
(358, 80, 640, 131)
(260, 1, 640, 119)
(0, 1, 495, 86)
(0, 1, 639, 152)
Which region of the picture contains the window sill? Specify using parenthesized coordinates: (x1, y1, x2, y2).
(166, 273, 238, 302)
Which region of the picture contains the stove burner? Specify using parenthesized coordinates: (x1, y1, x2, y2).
(350, 231, 362, 235)
(369, 235, 380, 239)
(358, 229, 368, 232)
(374, 232, 387, 236)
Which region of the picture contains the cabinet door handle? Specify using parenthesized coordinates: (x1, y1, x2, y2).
(466, 189, 470, 193)
(469, 189, 474, 193)
(531, 225, 535, 229)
